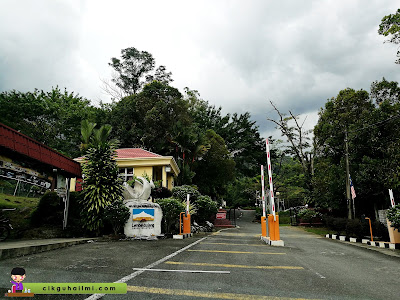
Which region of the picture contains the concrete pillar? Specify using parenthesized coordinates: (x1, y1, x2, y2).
(162, 166, 167, 188)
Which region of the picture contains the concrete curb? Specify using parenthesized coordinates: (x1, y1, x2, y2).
(0, 238, 97, 261)
(172, 233, 193, 240)
(260, 236, 285, 247)
(325, 234, 400, 250)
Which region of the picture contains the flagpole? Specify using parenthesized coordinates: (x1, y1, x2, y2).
(345, 129, 352, 220)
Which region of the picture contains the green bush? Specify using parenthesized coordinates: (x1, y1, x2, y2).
(255, 207, 262, 221)
(387, 204, 400, 230)
(322, 216, 389, 240)
(279, 216, 291, 224)
(65, 192, 85, 234)
(172, 185, 201, 202)
(297, 209, 322, 223)
(372, 220, 390, 241)
(332, 218, 347, 235)
(103, 200, 130, 236)
(155, 197, 185, 234)
(194, 195, 218, 224)
(151, 187, 172, 199)
(345, 219, 366, 239)
(30, 192, 63, 227)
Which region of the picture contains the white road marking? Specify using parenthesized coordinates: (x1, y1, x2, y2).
(131, 268, 230, 274)
(84, 236, 208, 300)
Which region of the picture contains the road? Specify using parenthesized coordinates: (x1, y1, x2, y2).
(1, 210, 399, 299)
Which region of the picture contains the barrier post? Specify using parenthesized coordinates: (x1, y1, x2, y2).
(261, 216, 267, 237)
(268, 214, 280, 241)
(183, 213, 191, 234)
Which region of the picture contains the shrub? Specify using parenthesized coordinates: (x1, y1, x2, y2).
(332, 218, 347, 235)
(172, 185, 201, 202)
(255, 207, 262, 221)
(345, 219, 365, 239)
(297, 209, 322, 223)
(151, 187, 172, 200)
(372, 220, 390, 241)
(30, 192, 63, 227)
(194, 195, 218, 224)
(155, 197, 185, 234)
(65, 192, 85, 234)
(387, 204, 400, 230)
(103, 200, 130, 236)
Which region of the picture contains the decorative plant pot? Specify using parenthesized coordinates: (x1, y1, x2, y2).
(386, 219, 400, 244)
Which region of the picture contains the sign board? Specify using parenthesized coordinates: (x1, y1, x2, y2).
(124, 201, 162, 237)
(216, 212, 226, 219)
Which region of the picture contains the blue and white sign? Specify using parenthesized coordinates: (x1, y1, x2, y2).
(132, 208, 155, 221)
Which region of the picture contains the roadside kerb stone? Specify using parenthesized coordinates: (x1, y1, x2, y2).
(0, 238, 97, 261)
(325, 234, 400, 250)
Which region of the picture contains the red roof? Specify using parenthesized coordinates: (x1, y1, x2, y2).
(115, 148, 162, 159)
(0, 122, 81, 177)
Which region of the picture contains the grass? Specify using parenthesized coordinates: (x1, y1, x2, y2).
(0, 193, 40, 209)
(300, 226, 332, 236)
(0, 193, 41, 239)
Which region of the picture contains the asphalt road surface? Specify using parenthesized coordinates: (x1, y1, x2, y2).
(1, 210, 399, 299)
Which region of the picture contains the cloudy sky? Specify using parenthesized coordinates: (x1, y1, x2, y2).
(1, 0, 399, 139)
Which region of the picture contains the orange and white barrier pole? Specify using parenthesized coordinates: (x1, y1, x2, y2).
(182, 194, 191, 234)
(261, 165, 267, 236)
(265, 138, 280, 241)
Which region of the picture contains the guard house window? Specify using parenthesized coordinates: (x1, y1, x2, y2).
(119, 168, 134, 182)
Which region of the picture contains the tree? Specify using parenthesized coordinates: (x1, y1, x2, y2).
(0, 87, 100, 158)
(104, 47, 173, 99)
(267, 101, 314, 197)
(370, 77, 400, 105)
(193, 130, 235, 199)
(225, 176, 261, 208)
(80, 120, 96, 152)
(186, 88, 265, 177)
(314, 84, 400, 217)
(378, 8, 400, 64)
(80, 124, 123, 233)
(221, 112, 265, 177)
(107, 81, 189, 154)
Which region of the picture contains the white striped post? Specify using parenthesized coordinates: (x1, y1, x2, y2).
(261, 165, 266, 217)
(265, 138, 276, 221)
(186, 194, 190, 214)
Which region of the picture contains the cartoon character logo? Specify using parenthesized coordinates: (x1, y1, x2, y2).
(10, 267, 26, 293)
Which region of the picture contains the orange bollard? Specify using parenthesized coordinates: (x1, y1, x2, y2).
(182, 213, 191, 234)
(261, 216, 267, 237)
(268, 214, 280, 241)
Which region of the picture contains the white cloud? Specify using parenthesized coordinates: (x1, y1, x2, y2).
(1, 0, 400, 140)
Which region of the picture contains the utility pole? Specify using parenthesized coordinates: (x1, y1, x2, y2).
(345, 129, 352, 219)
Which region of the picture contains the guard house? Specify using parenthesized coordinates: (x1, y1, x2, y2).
(0, 122, 82, 196)
(74, 148, 179, 190)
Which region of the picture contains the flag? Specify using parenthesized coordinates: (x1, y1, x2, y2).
(349, 175, 356, 199)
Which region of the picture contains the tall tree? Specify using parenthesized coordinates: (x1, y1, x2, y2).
(104, 47, 173, 99)
(378, 8, 400, 64)
(193, 130, 235, 199)
(313, 85, 400, 217)
(267, 101, 314, 197)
